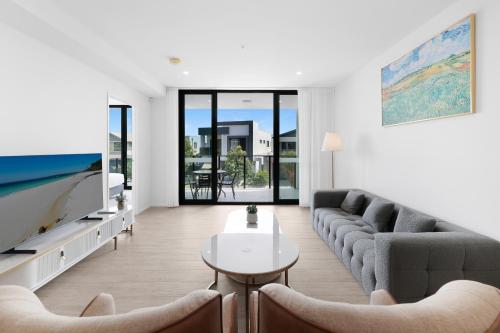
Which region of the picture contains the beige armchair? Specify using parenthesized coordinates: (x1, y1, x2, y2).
(0, 285, 237, 333)
(250, 280, 500, 333)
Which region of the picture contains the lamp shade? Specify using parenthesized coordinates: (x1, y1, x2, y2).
(321, 132, 343, 152)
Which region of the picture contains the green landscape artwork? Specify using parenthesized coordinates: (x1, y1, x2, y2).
(382, 15, 475, 126)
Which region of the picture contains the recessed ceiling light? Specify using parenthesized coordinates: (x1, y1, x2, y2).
(183, 71, 190, 75)
(296, 71, 303, 76)
(169, 57, 182, 65)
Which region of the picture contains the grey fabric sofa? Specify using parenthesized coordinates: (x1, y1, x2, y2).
(311, 189, 500, 303)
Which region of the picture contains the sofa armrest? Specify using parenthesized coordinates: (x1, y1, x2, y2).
(311, 190, 349, 218)
(223, 292, 238, 333)
(374, 232, 500, 303)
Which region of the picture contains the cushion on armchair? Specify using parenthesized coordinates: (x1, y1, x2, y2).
(80, 293, 116, 317)
(362, 198, 394, 232)
(340, 190, 365, 215)
(394, 207, 436, 233)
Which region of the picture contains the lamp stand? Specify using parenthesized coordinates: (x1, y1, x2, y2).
(331, 151, 335, 189)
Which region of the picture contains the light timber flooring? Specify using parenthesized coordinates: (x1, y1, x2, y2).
(36, 205, 369, 331)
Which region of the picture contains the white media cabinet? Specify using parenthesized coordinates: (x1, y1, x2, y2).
(0, 205, 134, 291)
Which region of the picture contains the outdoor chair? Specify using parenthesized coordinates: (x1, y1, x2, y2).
(196, 174, 212, 199)
(218, 174, 237, 200)
(185, 175, 198, 199)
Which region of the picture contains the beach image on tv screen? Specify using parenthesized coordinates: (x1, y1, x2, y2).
(0, 153, 103, 253)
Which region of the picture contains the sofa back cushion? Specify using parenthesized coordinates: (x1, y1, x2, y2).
(340, 190, 365, 214)
(394, 207, 436, 233)
(362, 198, 394, 232)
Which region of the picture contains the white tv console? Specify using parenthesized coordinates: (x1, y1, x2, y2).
(0, 205, 134, 291)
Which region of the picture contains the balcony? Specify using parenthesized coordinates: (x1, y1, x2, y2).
(184, 154, 298, 202)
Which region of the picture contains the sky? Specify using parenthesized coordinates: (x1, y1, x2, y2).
(0, 154, 102, 185)
(109, 106, 296, 137)
(382, 16, 471, 88)
(109, 107, 133, 134)
(185, 108, 297, 136)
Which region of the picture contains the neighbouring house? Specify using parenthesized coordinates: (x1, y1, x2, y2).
(279, 129, 297, 154)
(196, 120, 273, 172)
(185, 135, 201, 155)
(109, 132, 132, 173)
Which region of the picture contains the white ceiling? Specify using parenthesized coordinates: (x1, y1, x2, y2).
(2, 0, 458, 95)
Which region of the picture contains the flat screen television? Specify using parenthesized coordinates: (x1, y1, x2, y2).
(0, 153, 103, 253)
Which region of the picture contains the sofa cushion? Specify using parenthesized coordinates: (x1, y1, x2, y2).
(315, 208, 361, 239)
(80, 293, 116, 317)
(314, 208, 357, 231)
(342, 231, 375, 270)
(334, 224, 375, 258)
(394, 207, 436, 233)
(326, 218, 364, 250)
(351, 238, 375, 284)
(340, 190, 365, 215)
(362, 198, 394, 232)
(361, 248, 376, 292)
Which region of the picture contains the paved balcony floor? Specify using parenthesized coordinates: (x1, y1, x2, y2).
(184, 186, 298, 202)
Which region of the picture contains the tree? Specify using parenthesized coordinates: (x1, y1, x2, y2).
(280, 151, 297, 188)
(185, 138, 194, 157)
(184, 138, 194, 174)
(249, 170, 269, 186)
(224, 146, 254, 183)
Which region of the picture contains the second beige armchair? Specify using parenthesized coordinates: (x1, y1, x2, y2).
(250, 280, 500, 333)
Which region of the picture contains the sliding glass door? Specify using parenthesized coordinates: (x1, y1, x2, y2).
(217, 92, 274, 203)
(278, 95, 299, 201)
(181, 94, 215, 202)
(179, 90, 298, 205)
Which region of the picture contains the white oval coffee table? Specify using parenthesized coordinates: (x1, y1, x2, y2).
(201, 209, 299, 333)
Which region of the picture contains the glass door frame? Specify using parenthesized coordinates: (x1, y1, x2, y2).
(178, 89, 298, 205)
(109, 104, 132, 190)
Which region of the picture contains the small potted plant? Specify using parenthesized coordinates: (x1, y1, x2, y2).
(116, 191, 127, 210)
(246, 204, 258, 224)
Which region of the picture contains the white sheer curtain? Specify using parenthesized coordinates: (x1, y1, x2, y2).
(164, 87, 179, 207)
(298, 88, 335, 207)
(151, 87, 179, 207)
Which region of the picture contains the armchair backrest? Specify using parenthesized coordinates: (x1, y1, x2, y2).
(250, 280, 500, 333)
(0, 285, 226, 333)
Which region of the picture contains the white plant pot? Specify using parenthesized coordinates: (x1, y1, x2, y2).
(247, 213, 258, 224)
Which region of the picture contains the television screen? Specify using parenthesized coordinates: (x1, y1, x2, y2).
(0, 153, 103, 253)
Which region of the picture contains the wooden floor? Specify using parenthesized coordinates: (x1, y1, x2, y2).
(36, 205, 369, 331)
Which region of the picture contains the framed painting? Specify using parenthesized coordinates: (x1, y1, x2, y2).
(381, 15, 475, 126)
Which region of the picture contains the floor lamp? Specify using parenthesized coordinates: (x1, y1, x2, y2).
(321, 132, 343, 189)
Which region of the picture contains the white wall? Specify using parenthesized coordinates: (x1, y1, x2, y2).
(0, 21, 152, 213)
(333, 0, 500, 240)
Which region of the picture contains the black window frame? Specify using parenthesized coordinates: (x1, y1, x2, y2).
(179, 89, 298, 205)
(109, 105, 132, 190)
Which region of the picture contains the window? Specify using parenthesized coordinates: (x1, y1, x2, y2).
(279, 94, 298, 200)
(266, 141, 270, 147)
(108, 105, 133, 189)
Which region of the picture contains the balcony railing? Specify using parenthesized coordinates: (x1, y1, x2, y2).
(184, 154, 298, 190)
(109, 158, 133, 183)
